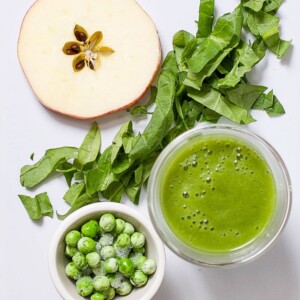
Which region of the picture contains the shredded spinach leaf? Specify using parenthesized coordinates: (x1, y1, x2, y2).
(18, 192, 53, 220)
(20, 147, 78, 188)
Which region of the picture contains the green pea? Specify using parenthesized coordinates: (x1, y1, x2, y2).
(141, 258, 156, 275)
(86, 252, 101, 268)
(115, 279, 133, 296)
(65, 262, 81, 280)
(98, 233, 114, 247)
(100, 245, 116, 260)
(130, 232, 145, 248)
(93, 275, 110, 291)
(76, 276, 94, 297)
(78, 237, 96, 254)
(123, 222, 135, 235)
(103, 258, 118, 273)
(92, 263, 107, 276)
(90, 292, 106, 300)
(65, 245, 78, 258)
(65, 230, 81, 247)
(104, 287, 116, 300)
(99, 214, 116, 232)
(118, 257, 134, 278)
(129, 252, 147, 269)
(130, 270, 148, 287)
(133, 246, 146, 254)
(116, 233, 131, 248)
(81, 220, 99, 238)
(115, 218, 125, 234)
(72, 252, 87, 269)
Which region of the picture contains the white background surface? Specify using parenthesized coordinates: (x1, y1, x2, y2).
(1, 0, 300, 299)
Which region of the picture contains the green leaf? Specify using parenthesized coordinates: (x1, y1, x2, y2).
(243, 0, 266, 12)
(200, 108, 221, 123)
(56, 162, 77, 187)
(263, 0, 283, 13)
(187, 86, 255, 124)
(74, 122, 101, 170)
(196, 0, 215, 38)
(20, 147, 78, 188)
(252, 37, 267, 62)
(85, 146, 120, 195)
(57, 193, 99, 220)
(129, 51, 178, 160)
(244, 9, 291, 58)
(225, 83, 267, 109)
(127, 86, 157, 116)
(252, 90, 274, 109)
(217, 41, 259, 89)
(186, 2, 243, 75)
(265, 95, 285, 115)
(18, 192, 53, 220)
(63, 182, 86, 205)
(101, 181, 124, 203)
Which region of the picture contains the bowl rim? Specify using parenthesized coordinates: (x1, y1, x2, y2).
(48, 202, 166, 300)
(147, 124, 292, 268)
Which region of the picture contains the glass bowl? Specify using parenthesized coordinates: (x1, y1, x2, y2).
(147, 125, 292, 267)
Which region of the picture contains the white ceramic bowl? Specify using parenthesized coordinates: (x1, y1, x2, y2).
(48, 202, 165, 300)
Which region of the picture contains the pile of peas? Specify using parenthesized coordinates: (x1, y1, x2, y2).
(64, 213, 157, 300)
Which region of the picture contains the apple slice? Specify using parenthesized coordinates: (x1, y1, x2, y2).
(18, 0, 161, 119)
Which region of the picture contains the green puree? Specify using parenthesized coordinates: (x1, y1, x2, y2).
(161, 135, 276, 252)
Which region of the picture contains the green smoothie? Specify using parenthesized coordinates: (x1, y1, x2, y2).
(161, 134, 276, 252)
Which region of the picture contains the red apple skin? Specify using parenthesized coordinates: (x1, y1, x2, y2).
(17, 0, 162, 120)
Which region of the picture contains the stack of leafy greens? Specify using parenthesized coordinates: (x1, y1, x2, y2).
(19, 0, 291, 220)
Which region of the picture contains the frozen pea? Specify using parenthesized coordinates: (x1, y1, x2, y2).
(116, 233, 131, 248)
(103, 258, 118, 273)
(78, 237, 96, 254)
(65, 245, 78, 258)
(65, 262, 81, 280)
(81, 220, 99, 238)
(65, 230, 81, 247)
(130, 270, 148, 287)
(99, 214, 116, 232)
(82, 265, 93, 276)
(98, 233, 114, 247)
(104, 287, 116, 300)
(113, 243, 131, 258)
(141, 258, 156, 275)
(130, 232, 145, 248)
(115, 218, 125, 234)
(100, 246, 116, 260)
(123, 222, 135, 235)
(118, 258, 135, 278)
(129, 253, 147, 269)
(76, 276, 94, 297)
(86, 252, 101, 268)
(109, 272, 125, 289)
(133, 247, 145, 254)
(93, 275, 110, 291)
(115, 279, 133, 296)
(90, 292, 106, 300)
(92, 263, 107, 276)
(72, 252, 87, 269)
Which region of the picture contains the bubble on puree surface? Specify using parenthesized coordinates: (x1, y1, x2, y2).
(161, 135, 276, 252)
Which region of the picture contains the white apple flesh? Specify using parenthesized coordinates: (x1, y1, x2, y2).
(18, 0, 161, 119)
